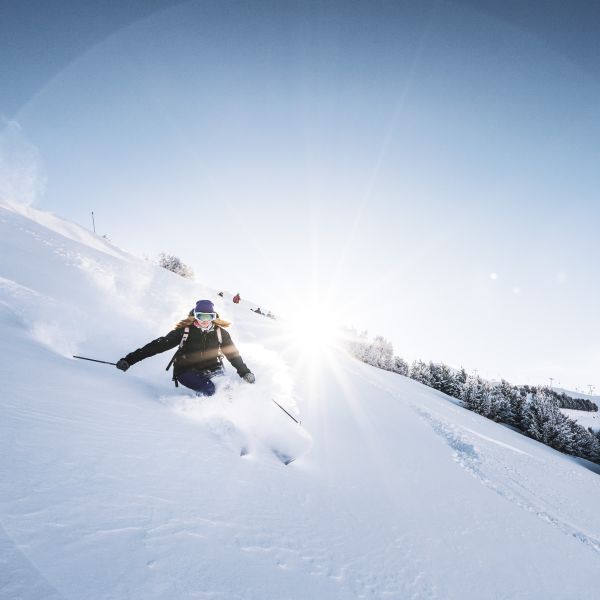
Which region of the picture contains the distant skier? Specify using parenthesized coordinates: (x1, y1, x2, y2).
(116, 300, 255, 396)
(232, 293, 241, 304)
(217, 291, 224, 297)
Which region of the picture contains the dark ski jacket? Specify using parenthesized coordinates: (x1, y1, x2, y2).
(124, 324, 251, 378)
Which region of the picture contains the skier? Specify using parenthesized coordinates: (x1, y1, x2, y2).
(116, 300, 255, 396)
(232, 293, 241, 304)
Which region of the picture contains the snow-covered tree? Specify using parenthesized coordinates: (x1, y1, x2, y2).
(392, 356, 409, 376)
(344, 330, 396, 372)
(514, 388, 528, 430)
(438, 364, 462, 398)
(345, 328, 369, 361)
(524, 389, 573, 453)
(461, 376, 491, 417)
(409, 360, 433, 386)
(487, 379, 518, 424)
(427, 362, 442, 389)
(426, 362, 457, 397)
(363, 336, 394, 370)
(488, 382, 514, 423)
(455, 367, 468, 387)
(569, 423, 600, 462)
(156, 252, 194, 279)
(443, 367, 467, 400)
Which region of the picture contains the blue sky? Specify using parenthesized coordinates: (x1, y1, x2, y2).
(2, 0, 600, 390)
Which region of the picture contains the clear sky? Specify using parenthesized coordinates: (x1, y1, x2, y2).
(2, 0, 600, 391)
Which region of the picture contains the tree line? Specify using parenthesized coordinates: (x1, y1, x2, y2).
(346, 330, 600, 465)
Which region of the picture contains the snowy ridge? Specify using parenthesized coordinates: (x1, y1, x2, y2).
(2, 203, 600, 599)
(0, 199, 126, 259)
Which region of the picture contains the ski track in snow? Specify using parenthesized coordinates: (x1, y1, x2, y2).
(0, 521, 66, 600)
(158, 371, 312, 464)
(358, 366, 600, 559)
(412, 405, 600, 555)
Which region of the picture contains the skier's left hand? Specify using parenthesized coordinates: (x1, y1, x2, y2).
(243, 372, 255, 384)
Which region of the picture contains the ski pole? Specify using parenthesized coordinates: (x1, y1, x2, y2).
(73, 355, 117, 366)
(272, 399, 301, 425)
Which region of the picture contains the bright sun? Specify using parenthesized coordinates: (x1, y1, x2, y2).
(281, 299, 346, 358)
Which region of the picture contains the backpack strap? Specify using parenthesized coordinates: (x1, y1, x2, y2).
(216, 326, 225, 367)
(180, 326, 191, 349)
(166, 326, 190, 375)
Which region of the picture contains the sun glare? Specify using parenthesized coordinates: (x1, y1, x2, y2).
(281, 299, 346, 359)
(286, 316, 332, 354)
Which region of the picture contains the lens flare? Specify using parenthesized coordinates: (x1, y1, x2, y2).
(280, 299, 347, 361)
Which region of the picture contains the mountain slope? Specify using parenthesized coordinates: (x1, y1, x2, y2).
(1, 201, 600, 600)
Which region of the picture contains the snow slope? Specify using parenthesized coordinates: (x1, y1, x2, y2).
(2, 201, 600, 600)
(562, 408, 600, 432)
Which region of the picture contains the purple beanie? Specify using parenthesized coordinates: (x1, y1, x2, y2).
(195, 299, 215, 313)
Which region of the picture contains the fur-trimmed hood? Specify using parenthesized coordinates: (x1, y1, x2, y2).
(175, 316, 231, 330)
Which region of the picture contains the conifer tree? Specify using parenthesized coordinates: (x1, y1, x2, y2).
(428, 362, 443, 390)
(439, 364, 458, 397)
(525, 389, 573, 453)
(455, 367, 468, 387)
(409, 360, 433, 386)
(488, 382, 513, 423)
(446, 367, 468, 400)
(392, 356, 409, 376)
(510, 388, 527, 430)
(461, 376, 491, 417)
(569, 423, 600, 462)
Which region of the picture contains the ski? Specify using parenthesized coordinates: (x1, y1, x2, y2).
(271, 448, 295, 465)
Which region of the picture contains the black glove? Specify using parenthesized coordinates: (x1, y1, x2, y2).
(243, 372, 255, 384)
(116, 359, 130, 372)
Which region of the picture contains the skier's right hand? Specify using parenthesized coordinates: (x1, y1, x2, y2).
(116, 359, 130, 372)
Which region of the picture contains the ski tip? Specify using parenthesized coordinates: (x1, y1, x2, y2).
(271, 448, 295, 465)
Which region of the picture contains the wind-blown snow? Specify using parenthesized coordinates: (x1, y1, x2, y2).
(1, 201, 600, 599)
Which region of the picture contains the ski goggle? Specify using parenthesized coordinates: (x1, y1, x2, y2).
(194, 311, 216, 321)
